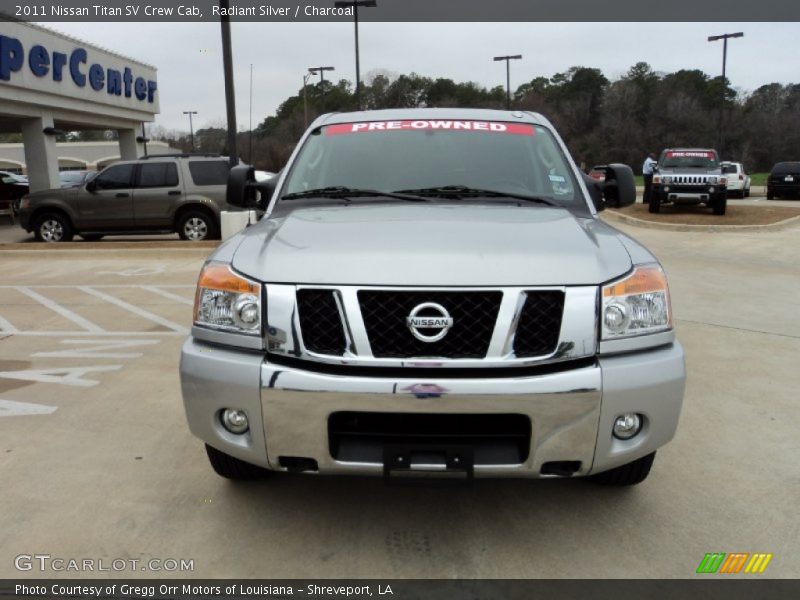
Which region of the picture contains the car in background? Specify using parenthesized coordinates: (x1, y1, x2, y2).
(59, 170, 97, 189)
(587, 165, 607, 182)
(767, 162, 800, 199)
(17, 154, 243, 242)
(0, 171, 30, 218)
(721, 162, 751, 198)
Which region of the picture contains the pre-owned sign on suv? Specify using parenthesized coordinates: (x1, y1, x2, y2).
(180, 109, 686, 486)
(18, 155, 239, 242)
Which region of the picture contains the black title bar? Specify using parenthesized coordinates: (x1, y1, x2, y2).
(2, 0, 800, 22)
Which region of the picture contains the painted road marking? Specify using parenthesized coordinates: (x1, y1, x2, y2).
(0, 399, 58, 418)
(0, 313, 18, 333)
(96, 266, 168, 277)
(140, 285, 195, 306)
(32, 339, 161, 359)
(0, 365, 123, 387)
(78, 286, 190, 334)
(0, 331, 183, 337)
(14, 286, 105, 333)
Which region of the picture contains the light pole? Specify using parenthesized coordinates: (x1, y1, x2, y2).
(183, 111, 197, 151)
(708, 32, 743, 159)
(220, 0, 238, 166)
(334, 0, 376, 110)
(309, 66, 335, 87)
(493, 54, 522, 110)
(302, 72, 312, 128)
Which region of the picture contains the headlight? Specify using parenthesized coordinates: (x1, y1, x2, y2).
(708, 176, 718, 185)
(602, 264, 672, 339)
(662, 176, 672, 184)
(193, 263, 261, 335)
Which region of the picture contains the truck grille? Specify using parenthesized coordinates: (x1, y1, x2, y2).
(296, 289, 347, 355)
(513, 291, 565, 357)
(673, 175, 709, 185)
(357, 290, 502, 359)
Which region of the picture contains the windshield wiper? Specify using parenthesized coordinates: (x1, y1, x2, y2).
(392, 185, 557, 206)
(280, 186, 430, 202)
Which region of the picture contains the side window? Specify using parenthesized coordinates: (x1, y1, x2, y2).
(188, 160, 229, 186)
(94, 164, 134, 190)
(137, 163, 179, 188)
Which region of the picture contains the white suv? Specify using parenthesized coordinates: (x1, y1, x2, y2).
(721, 162, 751, 198)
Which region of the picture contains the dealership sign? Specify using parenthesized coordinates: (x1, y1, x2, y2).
(0, 32, 157, 104)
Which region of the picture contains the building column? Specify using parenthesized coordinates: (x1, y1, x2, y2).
(117, 128, 138, 161)
(21, 115, 60, 193)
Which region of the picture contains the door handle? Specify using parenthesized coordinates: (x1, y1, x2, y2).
(115, 193, 129, 198)
(167, 190, 181, 196)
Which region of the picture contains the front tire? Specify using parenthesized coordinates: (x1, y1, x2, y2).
(767, 189, 774, 200)
(205, 444, 269, 480)
(589, 452, 656, 486)
(177, 210, 218, 241)
(713, 194, 727, 215)
(34, 212, 74, 242)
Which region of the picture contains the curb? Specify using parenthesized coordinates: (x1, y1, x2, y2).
(602, 210, 800, 233)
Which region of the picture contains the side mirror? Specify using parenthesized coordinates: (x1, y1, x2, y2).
(227, 165, 278, 209)
(601, 163, 636, 208)
(86, 179, 97, 192)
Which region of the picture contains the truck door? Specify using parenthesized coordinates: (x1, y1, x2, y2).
(79, 163, 135, 230)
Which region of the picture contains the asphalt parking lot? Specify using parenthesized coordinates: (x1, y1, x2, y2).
(0, 220, 798, 579)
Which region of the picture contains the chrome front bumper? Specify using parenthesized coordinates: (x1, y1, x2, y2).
(180, 338, 685, 478)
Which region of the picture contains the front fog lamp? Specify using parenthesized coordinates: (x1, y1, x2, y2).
(602, 264, 672, 339)
(613, 413, 642, 440)
(221, 408, 249, 434)
(194, 263, 262, 335)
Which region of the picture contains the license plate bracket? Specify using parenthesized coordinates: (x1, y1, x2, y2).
(383, 443, 474, 481)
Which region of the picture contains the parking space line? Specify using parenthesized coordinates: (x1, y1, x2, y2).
(78, 286, 190, 334)
(5, 331, 183, 337)
(0, 314, 18, 333)
(140, 285, 195, 306)
(15, 286, 105, 333)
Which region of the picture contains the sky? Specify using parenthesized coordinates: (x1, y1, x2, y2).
(38, 21, 800, 133)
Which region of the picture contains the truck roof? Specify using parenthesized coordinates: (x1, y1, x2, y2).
(315, 108, 550, 127)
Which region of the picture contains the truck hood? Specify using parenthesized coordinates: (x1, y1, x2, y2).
(231, 204, 632, 286)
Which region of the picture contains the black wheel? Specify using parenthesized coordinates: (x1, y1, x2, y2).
(205, 444, 269, 480)
(744, 188, 750, 198)
(33, 212, 74, 242)
(648, 195, 661, 213)
(80, 234, 104, 241)
(177, 210, 218, 241)
(767, 189, 774, 200)
(713, 195, 727, 215)
(589, 452, 656, 486)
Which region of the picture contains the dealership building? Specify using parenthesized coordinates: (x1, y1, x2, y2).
(0, 21, 159, 192)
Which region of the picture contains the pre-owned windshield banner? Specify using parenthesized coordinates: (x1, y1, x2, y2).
(324, 121, 536, 135)
(3, 0, 799, 22)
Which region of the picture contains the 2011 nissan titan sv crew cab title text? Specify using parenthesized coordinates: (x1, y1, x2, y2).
(179, 109, 686, 486)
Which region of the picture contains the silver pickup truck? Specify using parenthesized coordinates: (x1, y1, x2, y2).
(180, 109, 685, 486)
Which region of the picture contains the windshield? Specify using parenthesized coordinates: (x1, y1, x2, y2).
(59, 171, 87, 184)
(281, 120, 584, 210)
(659, 150, 719, 170)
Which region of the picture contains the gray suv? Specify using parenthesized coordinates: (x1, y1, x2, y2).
(18, 155, 238, 242)
(180, 109, 686, 486)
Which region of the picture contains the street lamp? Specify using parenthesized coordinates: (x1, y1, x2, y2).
(183, 111, 198, 151)
(493, 54, 522, 110)
(302, 72, 312, 128)
(309, 66, 335, 87)
(708, 32, 743, 159)
(334, 0, 376, 110)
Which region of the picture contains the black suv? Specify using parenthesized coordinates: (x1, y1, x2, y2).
(767, 162, 800, 200)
